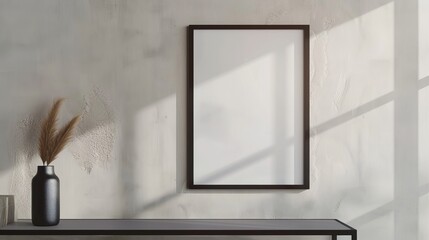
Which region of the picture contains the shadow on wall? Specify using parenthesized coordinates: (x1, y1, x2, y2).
(130, 0, 404, 223)
(174, 0, 398, 202)
(2, 1, 424, 240)
(142, 3, 420, 240)
(117, 0, 417, 231)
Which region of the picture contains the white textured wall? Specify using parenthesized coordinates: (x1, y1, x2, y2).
(0, 0, 427, 240)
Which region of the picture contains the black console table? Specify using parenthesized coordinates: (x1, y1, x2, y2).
(0, 219, 357, 240)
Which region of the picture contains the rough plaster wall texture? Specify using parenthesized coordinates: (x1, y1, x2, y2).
(0, 0, 427, 240)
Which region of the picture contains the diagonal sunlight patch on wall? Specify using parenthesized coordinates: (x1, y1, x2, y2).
(310, 0, 393, 36)
(316, 101, 394, 219)
(143, 0, 398, 220)
(310, 2, 394, 127)
(128, 0, 400, 222)
(308, 5, 396, 237)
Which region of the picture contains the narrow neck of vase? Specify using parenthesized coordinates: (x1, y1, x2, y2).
(37, 166, 55, 175)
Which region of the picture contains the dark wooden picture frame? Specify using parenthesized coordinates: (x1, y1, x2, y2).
(187, 25, 310, 189)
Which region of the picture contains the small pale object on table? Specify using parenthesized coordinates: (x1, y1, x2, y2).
(0, 195, 15, 227)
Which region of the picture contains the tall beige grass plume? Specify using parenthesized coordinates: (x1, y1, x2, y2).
(38, 99, 80, 165)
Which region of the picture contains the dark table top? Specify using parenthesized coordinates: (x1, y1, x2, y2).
(0, 219, 356, 235)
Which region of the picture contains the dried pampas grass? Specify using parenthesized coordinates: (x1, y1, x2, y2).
(38, 99, 80, 165)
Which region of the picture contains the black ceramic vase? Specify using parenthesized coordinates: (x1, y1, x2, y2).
(31, 166, 60, 226)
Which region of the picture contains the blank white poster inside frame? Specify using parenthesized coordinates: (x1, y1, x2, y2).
(188, 25, 309, 189)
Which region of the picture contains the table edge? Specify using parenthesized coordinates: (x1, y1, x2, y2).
(0, 219, 357, 236)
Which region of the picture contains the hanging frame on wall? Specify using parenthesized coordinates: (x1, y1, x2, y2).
(187, 25, 310, 189)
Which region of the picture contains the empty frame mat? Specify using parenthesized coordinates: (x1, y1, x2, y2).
(188, 25, 309, 189)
